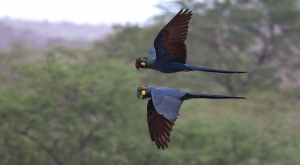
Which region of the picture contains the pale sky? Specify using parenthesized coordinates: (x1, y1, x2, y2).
(0, 0, 166, 24)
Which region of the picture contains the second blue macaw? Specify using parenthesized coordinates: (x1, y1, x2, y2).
(135, 9, 246, 74)
(137, 85, 245, 149)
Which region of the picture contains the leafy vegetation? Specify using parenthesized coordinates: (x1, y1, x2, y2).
(1, 0, 300, 164)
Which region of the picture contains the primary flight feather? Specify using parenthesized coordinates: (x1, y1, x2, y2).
(135, 9, 246, 74)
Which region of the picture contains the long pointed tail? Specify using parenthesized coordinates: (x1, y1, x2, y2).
(185, 92, 246, 99)
(185, 64, 246, 74)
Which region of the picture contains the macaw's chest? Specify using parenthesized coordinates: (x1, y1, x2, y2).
(147, 108, 153, 117)
(154, 60, 185, 73)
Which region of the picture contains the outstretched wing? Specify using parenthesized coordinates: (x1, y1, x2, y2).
(151, 87, 186, 121)
(147, 99, 175, 149)
(153, 9, 193, 64)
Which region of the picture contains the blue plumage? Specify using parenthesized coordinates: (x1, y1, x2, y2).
(148, 45, 156, 58)
(135, 9, 246, 74)
(151, 87, 186, 120)
(137, 86, 245, 149)
(137, 86, 245, 121)
(137, 58, 245, 73)
(134, 8, 247, 150)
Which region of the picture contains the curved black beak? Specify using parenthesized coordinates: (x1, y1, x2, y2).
(135, 62, 140, 71)
(136, 91, 147, 99)
(137, 91, 141, 99)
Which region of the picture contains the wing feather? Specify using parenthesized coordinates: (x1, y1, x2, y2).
(151, 87, 186, 121)
(148, 45, 156, 58)
(153, 9, 193, 64)
(147, 99, 176, 149)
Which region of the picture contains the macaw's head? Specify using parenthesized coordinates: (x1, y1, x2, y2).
(136, 86, 155, 99)
(135, 57, 150, 70)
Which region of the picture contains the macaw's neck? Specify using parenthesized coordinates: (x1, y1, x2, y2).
(145, 58, 156, 69)
(146, 86, 156, 93)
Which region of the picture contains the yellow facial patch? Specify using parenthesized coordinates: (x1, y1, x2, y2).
(142, 91, 146, 95)
(141, 86, 145, 90)
(141, 62, 146, 66)
(141, 58, 145, 62)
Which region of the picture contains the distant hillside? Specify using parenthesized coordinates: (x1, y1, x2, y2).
(0, 18, 112, 50)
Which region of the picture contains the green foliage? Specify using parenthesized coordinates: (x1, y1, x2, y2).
(95, 0, 300, 95)
(0, 50, 145, 165)
(0, 47, 300, 164)
(1, 0, 300, 164)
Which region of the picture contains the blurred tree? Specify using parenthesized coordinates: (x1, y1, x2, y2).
(0, 44, 299, 165)
(1, 1, 300, 164)
(0, 48, 145, 165)
(159, 0, 300, 94)
(96, 0, 300, 95)
(0, 45, 31, 88)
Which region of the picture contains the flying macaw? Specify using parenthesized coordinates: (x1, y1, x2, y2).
(135, 9, 246, 74)
(136, 86, 245, 149)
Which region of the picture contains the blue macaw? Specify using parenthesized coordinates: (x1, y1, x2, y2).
(135, 9, 246, 74)
(136, 86, 245, 149)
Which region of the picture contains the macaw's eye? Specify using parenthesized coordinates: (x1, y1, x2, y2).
(141, 62, 146, 66)
(141, 58, 145, 62)
(141, 86, 145, 90)
(142, 91, 146, 95)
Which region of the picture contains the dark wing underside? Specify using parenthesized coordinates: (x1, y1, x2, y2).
(153, 9, 193, 64)
(147, 99, 175, 149)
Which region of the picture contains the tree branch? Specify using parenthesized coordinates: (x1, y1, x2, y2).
(214, 76, 235, 95)
(15, 130, 65, 165)
(247, 23, 274, 81)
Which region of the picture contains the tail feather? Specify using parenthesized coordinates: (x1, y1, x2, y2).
(185, 92, 246, 99)
(185, 64, 246, 74)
